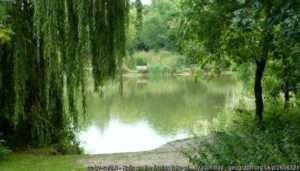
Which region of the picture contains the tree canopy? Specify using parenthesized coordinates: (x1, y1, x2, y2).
(180, 0, 300, 127)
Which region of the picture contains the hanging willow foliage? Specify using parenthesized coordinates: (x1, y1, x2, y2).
(0, 0, 129, 147)
(0, 28, 15, 143)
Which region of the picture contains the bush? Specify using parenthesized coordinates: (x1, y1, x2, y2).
(52, 140, 82, 155)
(51, 130, 83, 155)
(131, 50, 186, 73)
(135, 56, 147, 66)
(187, 107, 300, 166)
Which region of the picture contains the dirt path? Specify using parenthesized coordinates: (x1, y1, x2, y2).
(79, 138, 201, 167)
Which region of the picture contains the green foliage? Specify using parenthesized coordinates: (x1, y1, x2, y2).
(134, 0, 143, 45)
(180, 0, 300, 125)
(180, 0, 264, 68)
(234, 63, 255, 92)
(0, 140, 10, 160)
(188, 107, 300, 165)
(0, 0, 129, 149)
(0, 3, 6, 23)
(0, 28, 11, 44)
(135, 56, 147, 66)
(127, 10, 138, 54)
(131, 50, 185, 73)
(134, 0, 180, 51)
(264, 6, 300, 106)
(52, 138, 82, 155)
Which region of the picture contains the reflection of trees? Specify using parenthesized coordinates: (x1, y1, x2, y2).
(85, 78, 236, 136)
(83, 93, 113, 132)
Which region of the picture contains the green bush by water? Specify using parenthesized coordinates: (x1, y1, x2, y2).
(130, 50, 186, 73)
(188, 105, 300, 166)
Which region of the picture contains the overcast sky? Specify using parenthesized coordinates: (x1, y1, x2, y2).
(142, 0, 152, 5)
(131, 0, 152, 5)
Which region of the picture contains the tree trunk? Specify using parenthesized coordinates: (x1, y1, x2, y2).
(282, 63, 290, 110)
(119, 63, 124, 97)
(254, 0, 272, 129)
(254, 59, 266, 129)
(283, 82, 290, 110)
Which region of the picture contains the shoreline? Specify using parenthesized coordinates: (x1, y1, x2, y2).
(79, 138, 199, 167)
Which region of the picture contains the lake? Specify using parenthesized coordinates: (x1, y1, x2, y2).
(78, 76, 240, 154)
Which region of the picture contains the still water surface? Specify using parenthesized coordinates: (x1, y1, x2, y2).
(78, 77, 240, 154)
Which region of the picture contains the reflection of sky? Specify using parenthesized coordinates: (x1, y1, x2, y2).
(79, 77, 239, 154)
(78, 119, 187, 154)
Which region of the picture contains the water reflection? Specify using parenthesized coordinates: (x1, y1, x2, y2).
(79, 120, 187, 154)
(78, 77, 238, 154)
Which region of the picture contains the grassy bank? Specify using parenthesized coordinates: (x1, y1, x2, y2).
(0, 153, 84, 171)
(187, 104, 300, 166)
(127, 50, 186, 73)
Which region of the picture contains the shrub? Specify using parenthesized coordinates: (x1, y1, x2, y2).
(52, 140, 82, 155)
(135, 57, 147, 66)
(187, 107, 300, 166)
(51, 129, 83, 155)
(131, 50, 187, 73)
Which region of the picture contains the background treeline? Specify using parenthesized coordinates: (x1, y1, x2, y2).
(126, 0, 189, 77)
(128, 0, 180, 52)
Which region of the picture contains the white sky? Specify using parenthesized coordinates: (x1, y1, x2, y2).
(131, 0, 152, 5)
(142, 0, 152, 5)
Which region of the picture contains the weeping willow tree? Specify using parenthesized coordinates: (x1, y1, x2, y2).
(0, 28, 15, 144)
(0, 0, 129, 148)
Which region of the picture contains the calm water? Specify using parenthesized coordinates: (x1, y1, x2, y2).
(78, 76, 240, 154)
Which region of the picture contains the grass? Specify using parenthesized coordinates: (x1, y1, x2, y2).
(0, 153, 85, 171)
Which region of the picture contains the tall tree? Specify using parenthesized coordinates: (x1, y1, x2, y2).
(180, 0, 299, 127)
(254, 0, 273, 128)
(0, 0, 129, 148)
